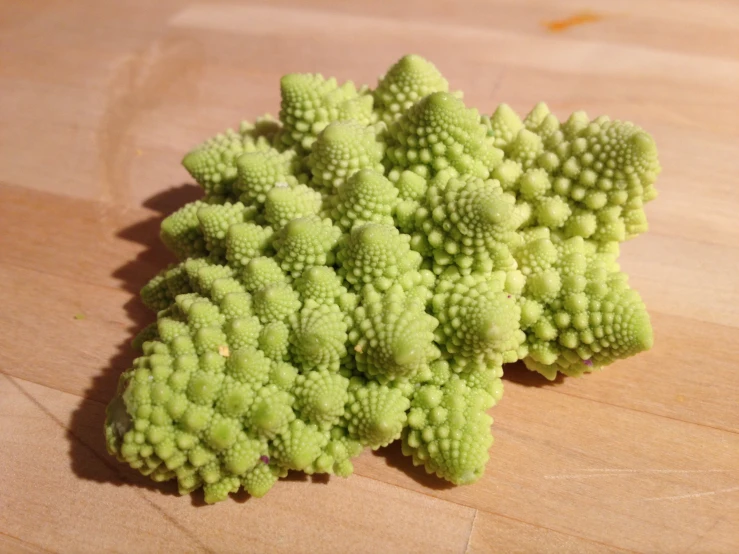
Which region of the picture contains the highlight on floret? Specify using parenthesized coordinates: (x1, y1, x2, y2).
(105, 53, 660, 503)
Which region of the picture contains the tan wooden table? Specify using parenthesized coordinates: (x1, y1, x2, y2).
(1, 1, 737, 552)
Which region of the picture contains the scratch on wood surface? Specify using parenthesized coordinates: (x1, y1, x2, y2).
(643, 486, 739, 502)
(489, 68, 506, 99)
(0, 530, 54, 554)
(544, 468, 734, 479)
(464, 509, 478, 553)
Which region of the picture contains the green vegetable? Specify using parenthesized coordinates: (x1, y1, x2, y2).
(106, 54, 658, 502)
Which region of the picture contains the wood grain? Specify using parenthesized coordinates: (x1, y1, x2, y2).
(0, 0, 737, 552)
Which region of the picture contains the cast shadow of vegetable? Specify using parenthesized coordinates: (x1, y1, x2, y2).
(373, 442, 456, 490)
(66, 184, 213, 507)
(502, 361, 565, 387)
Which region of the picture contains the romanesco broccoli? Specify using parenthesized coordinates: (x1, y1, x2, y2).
(106, 54, 659, 503)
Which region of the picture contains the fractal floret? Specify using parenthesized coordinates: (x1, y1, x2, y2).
(106, 54, 659, 502)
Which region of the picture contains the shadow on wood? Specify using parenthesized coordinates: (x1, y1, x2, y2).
(142, 183, 203, 214)
(66, 184, 205, 501)
(372, 442, 455, 490)
(111, 185, 197, 294)
(502, 361, 565, 387)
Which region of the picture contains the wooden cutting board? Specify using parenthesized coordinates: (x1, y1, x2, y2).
(1, 1, 737, 552)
